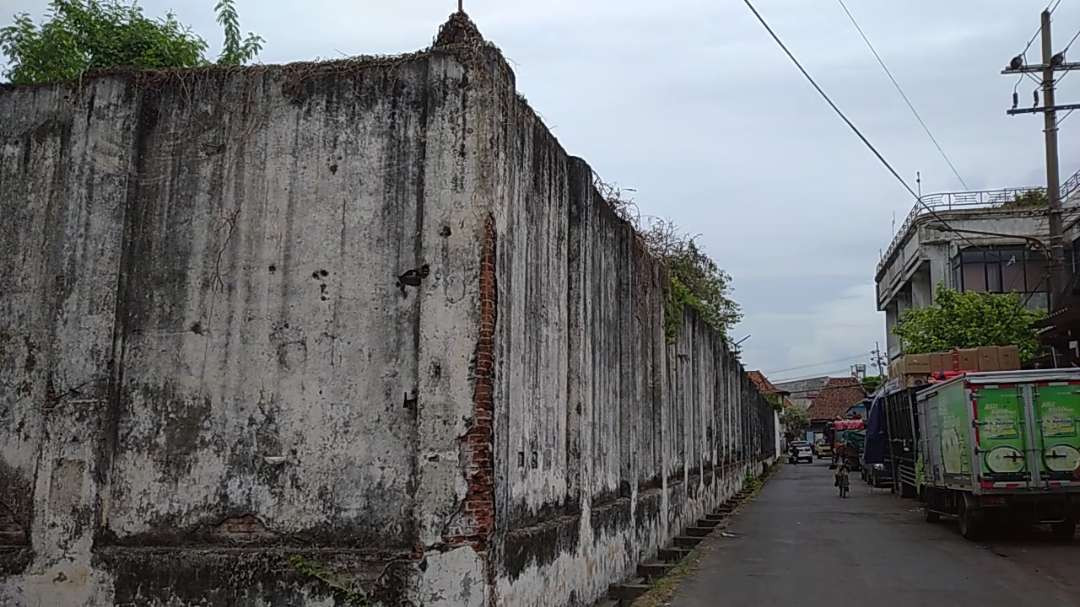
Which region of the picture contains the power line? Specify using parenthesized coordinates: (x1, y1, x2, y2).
(740, 0, 979, 252)
(836, 0, 969, 189)
(764, 352, 873, 376)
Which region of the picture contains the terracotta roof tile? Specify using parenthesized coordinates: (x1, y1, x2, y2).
(806, 377, 866, 421)
(747, 371, 787, 395)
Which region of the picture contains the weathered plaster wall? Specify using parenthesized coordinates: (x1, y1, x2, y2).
(473, 48, 777, 606)
(0, 16, 775, 607)
(0, 39, 494, 605)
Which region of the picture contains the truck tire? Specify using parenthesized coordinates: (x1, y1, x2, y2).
(1051, 520, 1076, 541)
(958, 499, 982, 540)
(924, 507, 940, 523)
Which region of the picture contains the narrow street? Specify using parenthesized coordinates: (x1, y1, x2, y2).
(670, 461, 1080, 607)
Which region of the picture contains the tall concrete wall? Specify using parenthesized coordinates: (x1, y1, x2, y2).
(0, 15, 775, 607)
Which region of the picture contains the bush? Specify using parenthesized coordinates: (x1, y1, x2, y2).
(892, 286, 1044, 363)
(1, 0, 262, 85)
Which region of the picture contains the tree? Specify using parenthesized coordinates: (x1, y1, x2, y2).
(892, 286, 1045, 363)
(780, 401, 809, 440)
(1, 0, 263, 86)
(214, 0, 262, 66)
(861, 375, 883, 394)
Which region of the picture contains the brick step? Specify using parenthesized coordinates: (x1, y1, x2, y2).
(658, 546, 693, 562)
(696, 518, 723, 528)
(703, 513, 728, 522)
(637, 561, 674, 580)
(674, 535, 704, 548)
(608, 583, 651, 602)
(716, 504, 736, 513)
(684, 526, 714, 537)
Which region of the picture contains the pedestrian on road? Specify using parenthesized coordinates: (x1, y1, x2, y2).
(835, 464, 850, 498)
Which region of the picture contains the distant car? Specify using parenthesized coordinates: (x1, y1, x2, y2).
(814, 441, 832, 459)
(789, 444, 813, 464)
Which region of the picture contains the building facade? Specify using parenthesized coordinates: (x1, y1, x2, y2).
(875, 176, 1080, 360)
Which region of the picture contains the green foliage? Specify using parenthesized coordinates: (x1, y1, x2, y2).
(665, 239, 741, 338)
(861, 375, 883, 394)
(288, 555, 370, 605)
(592, 180, 741, 344)
(892, 286, 1045, 363)
(743, 468, 762, 493)
(1007, 189, 1048, 208)
(1, 0, 264, 85)
(214, 0, 262, 65)
(640, 219, 740, 343)
(780, 401, 809, 437)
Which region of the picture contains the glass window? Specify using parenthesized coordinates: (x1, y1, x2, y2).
(1002, 255, 1025, 292)
(952, 246, 1048, 309)
(987, 262, 1002, 292)
(1026, 258, 1047, 291)
(963, 262, 987, 292)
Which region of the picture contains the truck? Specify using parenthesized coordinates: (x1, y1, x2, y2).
(916, 370, 1080, 540)
(881, 386, 921, 498)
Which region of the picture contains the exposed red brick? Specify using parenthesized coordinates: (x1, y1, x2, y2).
(447, 214, 498, 551)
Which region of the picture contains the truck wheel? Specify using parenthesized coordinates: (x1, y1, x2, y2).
(924, 507, 940, 523)
(958, 500, 982, 540)
(1051, 520, 1076, 541)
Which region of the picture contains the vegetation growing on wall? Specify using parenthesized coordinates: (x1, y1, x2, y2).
(892, 286, 1045, 363)
(1, 0, 263, 85)
(594, 178, 741, 342)
(1006, 189, 1048, 208)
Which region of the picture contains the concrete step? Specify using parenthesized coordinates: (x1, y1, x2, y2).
(608, 583, 651, 602)
(684, 526, 713, 537)
(658, 546, 692, 562)
(674, 535, 704, 548)
(716, 504, 736, 513)
(703, 513, 728, 522)
(697, 518, 722, 528)
(637, 561, 674, 580)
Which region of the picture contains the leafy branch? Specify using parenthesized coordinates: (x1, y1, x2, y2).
(593, 177, 742, 343)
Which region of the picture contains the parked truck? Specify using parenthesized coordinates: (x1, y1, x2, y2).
(916, 370, 1080, 540)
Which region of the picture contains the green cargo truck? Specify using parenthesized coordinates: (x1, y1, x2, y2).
(916, 370, 1080, 540)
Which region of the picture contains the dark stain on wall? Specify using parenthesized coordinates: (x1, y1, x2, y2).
(96, 548, 414, 607)
(503, 512, 580, 580)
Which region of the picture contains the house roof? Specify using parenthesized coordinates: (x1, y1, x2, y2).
(773, 376, 830, 399)
(806, 377, 867, 421)
(747, 371, 788, 396)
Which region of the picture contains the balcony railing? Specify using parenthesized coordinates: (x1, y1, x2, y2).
(877, 168, 1080, 274)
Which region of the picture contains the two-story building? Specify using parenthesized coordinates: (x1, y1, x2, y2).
(875, 171, 1080, 361)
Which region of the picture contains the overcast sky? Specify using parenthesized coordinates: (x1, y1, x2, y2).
(5, 0, 1080, 382)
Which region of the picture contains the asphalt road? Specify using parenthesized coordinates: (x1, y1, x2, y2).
(670, 460, 1080, 607)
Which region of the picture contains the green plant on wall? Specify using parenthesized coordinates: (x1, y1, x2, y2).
(641, 220, 740, 343)
(892, 285, 1045, 363)
(592, 180, 741, 344)
(288, 555, 371, 606)
(1, 0, 264, 85)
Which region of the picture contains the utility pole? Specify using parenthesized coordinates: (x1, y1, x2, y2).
(873, 342, 886, 378)
(1041, 10, 1065, 312)
(1003, 9, 1080, 310)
